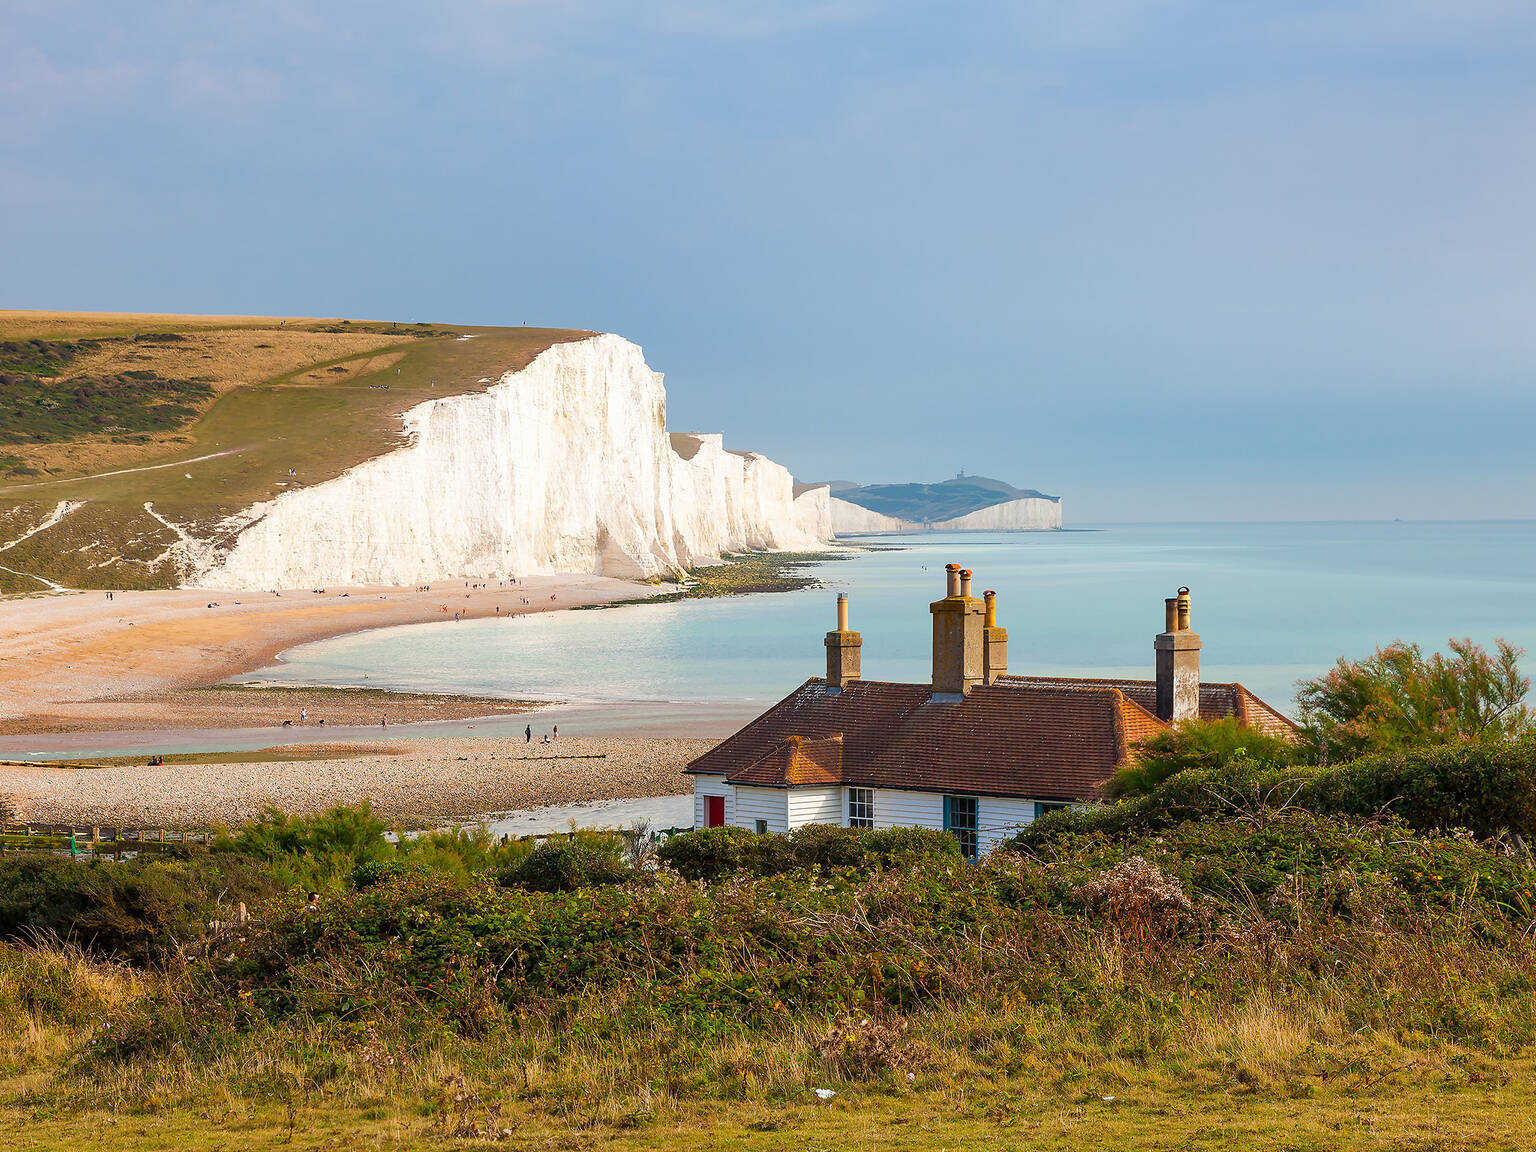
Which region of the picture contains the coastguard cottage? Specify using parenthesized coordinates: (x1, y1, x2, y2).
(685, 565, 1294, 857)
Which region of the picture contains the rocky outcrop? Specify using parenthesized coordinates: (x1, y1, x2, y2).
(199, 335, 830, 589)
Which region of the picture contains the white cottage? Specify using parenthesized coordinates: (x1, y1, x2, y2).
(685, 565, 1294, 858)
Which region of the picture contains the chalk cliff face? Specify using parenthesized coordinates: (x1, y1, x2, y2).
(830, 494, 1061, 535)
(199, 335, 830, 589)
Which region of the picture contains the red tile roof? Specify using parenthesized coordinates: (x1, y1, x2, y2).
(731, 734, 846, 786)
(1004, 675, 1299, 738)
(687, 674, 1295, 802)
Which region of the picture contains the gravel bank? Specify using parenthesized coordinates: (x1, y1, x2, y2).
(1, 735, 714, 827)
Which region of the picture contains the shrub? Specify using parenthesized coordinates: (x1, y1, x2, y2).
(1302, 734, 1536, 840)
(658, 825, 771, 881)
(857, 826, 962, 866)
(500, 838, 629, 893)
(787, 823, 865, 870)
(0, 854, 276, 966)
(1110, 717, 1307, 798)
(659, 823, 960, 881)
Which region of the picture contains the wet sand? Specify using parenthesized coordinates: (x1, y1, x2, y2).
(0, 575, 662, 733)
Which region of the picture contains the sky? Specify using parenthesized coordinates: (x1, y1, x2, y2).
(4, 1, 1536, 522)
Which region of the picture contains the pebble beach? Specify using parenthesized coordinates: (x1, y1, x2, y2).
(2, 735, 714, 827)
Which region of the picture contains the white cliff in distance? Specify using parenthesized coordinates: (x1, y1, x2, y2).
(829, 495, 1061, 535)
(199, 334, 831, 589)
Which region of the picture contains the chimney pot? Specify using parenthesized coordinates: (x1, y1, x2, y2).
(825, 592, 861, 691)
(1155, 584, 1201, 722)
(982, 590, 1007, 685)
(931, 561, 984, 695)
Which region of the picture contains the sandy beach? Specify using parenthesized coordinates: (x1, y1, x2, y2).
(0, 574, 660, 733)
(0, 575, 728, 826)
(1, 735, 712, 827)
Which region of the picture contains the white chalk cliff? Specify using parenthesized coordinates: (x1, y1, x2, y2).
(198, 335, 831, 589)
(829, 495, 1061, 535)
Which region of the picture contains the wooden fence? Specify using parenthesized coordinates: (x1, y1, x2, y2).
(0, 823, 215, 857)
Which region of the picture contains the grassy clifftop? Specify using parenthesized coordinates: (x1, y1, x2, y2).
(0, 311, 593, 592)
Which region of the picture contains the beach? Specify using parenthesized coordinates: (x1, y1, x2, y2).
(0, 574, 723, 826)
(1, 735, 712, 827)
(0, 574, 661, 733)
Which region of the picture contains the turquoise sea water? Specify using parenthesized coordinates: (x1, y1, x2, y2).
(242, 522, 1536, 718)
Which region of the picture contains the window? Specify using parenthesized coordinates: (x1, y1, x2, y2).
(755, 818, 768, 835)
(1034, 801, 1069, 821)
(943, 795, 978, 860)
(847, 787, 874, 829)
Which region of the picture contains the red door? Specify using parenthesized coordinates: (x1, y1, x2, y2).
(705, 795, 725, 828)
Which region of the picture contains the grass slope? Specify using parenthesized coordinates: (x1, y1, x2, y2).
(0, 312, 593, 590)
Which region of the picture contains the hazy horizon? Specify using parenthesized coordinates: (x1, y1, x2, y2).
(6, 2, 1534, 522)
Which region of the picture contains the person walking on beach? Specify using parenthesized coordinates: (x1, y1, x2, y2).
(552, 725, 559, 741)
(299, 708, 307, 722)
(381, 715, 388, 729)
(524, 724, 531, 743)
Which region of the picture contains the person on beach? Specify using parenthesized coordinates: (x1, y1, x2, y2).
(381, 715, 388, 729)
(299, 708, 307, 722)
(552, 725, 559, 741)
(525, 724, 531, 743)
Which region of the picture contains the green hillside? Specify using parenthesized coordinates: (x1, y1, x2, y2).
(0, 312, 592, 593)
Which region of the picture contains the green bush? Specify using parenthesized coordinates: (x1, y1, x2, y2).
(1302, 734, 1536, 840)
(1109, 716, 1307, 798)
(1012, 734, 1536, 851)
(500, 837, 630, 893)
(0, 854, 276, 966)
(660, 823, 961, 881)
(857, 825, 962, 866)
(657, 825, 771, 881)
(786, 823, 865, 870)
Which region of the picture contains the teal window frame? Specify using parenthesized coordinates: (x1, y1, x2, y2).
(943, 795, 979, 860)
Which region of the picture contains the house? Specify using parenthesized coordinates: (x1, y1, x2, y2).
(685, 564, 1295, 857)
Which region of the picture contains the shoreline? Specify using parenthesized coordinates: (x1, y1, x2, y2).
(0, 574, 664, 733)
(1, 734, 712, 827)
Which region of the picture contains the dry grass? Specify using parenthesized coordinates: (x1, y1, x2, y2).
(5, 958, 1535, 1151)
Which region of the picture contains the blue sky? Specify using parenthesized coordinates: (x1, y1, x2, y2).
(5, 1, 1535, 521)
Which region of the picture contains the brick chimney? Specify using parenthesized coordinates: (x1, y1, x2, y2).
(982, 590, 1008, 685)
(1154, 585, 1201, 722)
(824, 592, 861, 693)
(930, 563, 984, 698)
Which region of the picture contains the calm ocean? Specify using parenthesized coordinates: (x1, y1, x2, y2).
(242, 522, 1536, 719)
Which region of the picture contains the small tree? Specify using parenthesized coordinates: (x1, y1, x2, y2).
(1110, 717, 1303, 799)
(1296, 638, 1531, 763)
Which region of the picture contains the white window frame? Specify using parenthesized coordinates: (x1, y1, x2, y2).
(847, 787, 874, 829)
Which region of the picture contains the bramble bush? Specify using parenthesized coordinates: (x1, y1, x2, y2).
(658, 823, 958, 880)
(1012, 733, 1536, 849)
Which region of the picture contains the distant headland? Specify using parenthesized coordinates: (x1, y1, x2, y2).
(806, 473, 1063, 534)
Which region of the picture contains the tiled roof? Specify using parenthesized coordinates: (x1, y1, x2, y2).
(1003, 675, 1299, 738)
(730, 734, 846, 786)
(691, 678, 1162, 802)
(688, 673, 1296, 802)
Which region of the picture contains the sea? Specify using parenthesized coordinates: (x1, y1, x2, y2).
(240, 521, 1536, 722)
